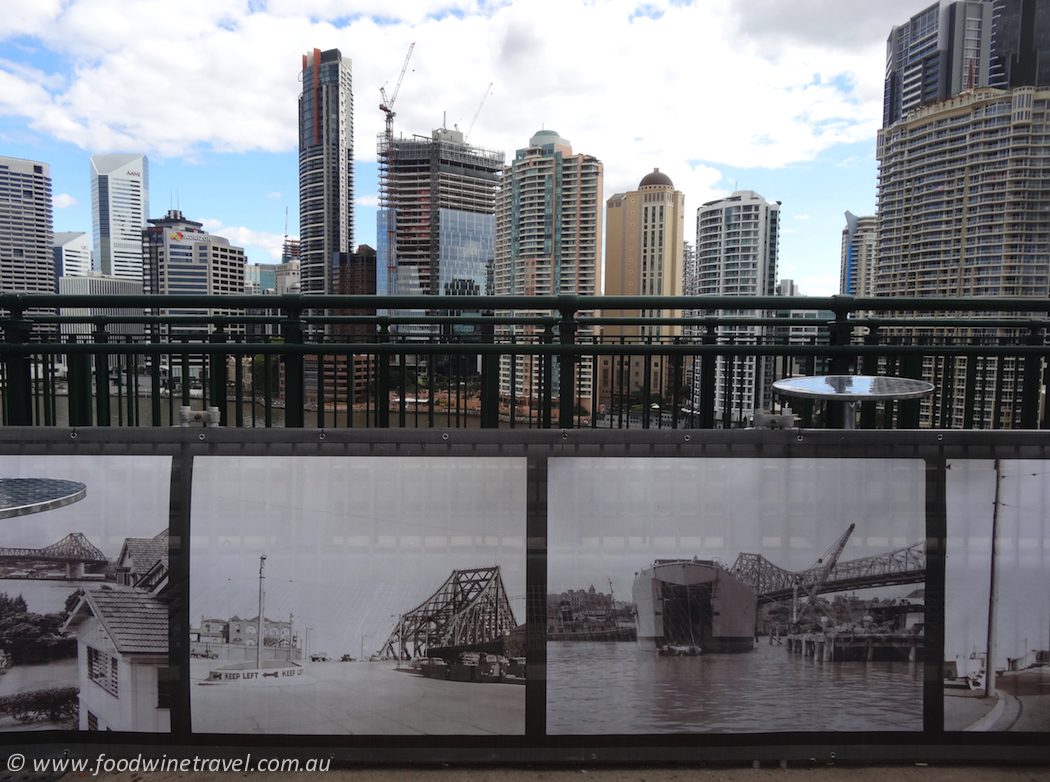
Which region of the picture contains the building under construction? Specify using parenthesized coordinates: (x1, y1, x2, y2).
(377, 127, 503, 302)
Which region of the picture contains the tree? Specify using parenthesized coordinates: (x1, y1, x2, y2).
(0, 591, 75, 665)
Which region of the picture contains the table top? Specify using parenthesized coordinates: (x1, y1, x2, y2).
(0, 478, 87, 520)
(772, 375, 936, 401)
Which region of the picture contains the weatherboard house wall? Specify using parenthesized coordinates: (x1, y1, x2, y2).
(63, 587, 169, 733)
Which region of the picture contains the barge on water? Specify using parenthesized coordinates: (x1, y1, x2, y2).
(633, 558, 757, 654)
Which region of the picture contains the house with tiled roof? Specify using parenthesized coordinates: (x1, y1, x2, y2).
(63, 585, 170, 732)
(114, 529, 168, 588)
(62, 528, 171, 732)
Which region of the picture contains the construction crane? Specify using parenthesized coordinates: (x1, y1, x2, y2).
(465, 82, 493, 140)
(379, 43, 415, 140)
(792, 523, 855, 627)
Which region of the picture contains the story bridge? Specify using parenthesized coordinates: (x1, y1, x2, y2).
(380, 566, 517, 660)
(0, 532, 108, 578)
(730, 541, 926, 605)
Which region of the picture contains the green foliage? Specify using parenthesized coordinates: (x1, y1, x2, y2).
(0, 591, 75, 665)
(0, 687, 79, 725)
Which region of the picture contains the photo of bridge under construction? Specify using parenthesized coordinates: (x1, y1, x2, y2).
(546, 457, 926, 734)
(944, 459, 1050, 732)
(0, 454, 173, 734)
(188, 456, 526, 735)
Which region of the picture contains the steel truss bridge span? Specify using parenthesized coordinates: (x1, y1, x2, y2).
(379, 566, 516, 660)
(0, 532, 107, 565)
(731, 541, 926, 604)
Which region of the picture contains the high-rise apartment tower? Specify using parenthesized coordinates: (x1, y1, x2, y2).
(299, 48, 353, 295)
(883, 1, 994, 128)
(840, 212, 878, 296)
(599, 169, 686, 412)
(90, 154, 149, 281)
(0, 157, 54, 295)
(494, 130, 602, 417)
(691, 190, 780, 425)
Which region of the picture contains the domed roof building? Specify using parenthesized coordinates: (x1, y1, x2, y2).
(598, 169, 687, 416)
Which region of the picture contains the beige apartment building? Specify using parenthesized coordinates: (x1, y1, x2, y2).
(598, 169, 686, 413)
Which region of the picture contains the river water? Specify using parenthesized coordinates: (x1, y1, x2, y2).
(0, 578, 90, 615)
(546, 639, 923, 734)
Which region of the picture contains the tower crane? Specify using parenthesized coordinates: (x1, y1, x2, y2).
(379, 43, 415, 140)
(465, 82, 493, 140)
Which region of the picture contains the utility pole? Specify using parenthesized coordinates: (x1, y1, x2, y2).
(985, 459, 1002, 698)
(256, 555, 266, 669)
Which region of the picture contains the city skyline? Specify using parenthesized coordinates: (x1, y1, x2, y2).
(0, 0, 918, 296)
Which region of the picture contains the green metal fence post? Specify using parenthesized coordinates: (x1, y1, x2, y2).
(700, 322, 716, 429)
(898, 350, 924, 429)
(480, 313, 499, 428)
(1020, 325, 1042, 429)
(209, 321, 228, 426)
(376, 320, 390, 428)
(826, 294, 855, 428)
(557, 296, 578, 429)
(92, 320, 111, 426)
(67, 335, 93, 426)
(282, 301, 305, 428)
(2, 301, 34, 426)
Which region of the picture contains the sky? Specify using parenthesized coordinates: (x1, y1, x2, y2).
(1, 0, 928, 296)
(548, 457, 926, 601)
(946, 460, 1050, 674)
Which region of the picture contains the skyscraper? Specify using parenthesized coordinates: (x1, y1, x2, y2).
(876, 87, 1048, 300)
(691, 190, 780, 425)
(143, 209, 246, 335)
(876, 85, 1050, 427)
(840, 212, 877, 296)
(990, 0, 1050, 89)
(299, 48, 353, 295)
(53, 232, 92, 281)
(494, 130, 602, 416)
(378, 126, 503, 301)
(599, 169, 687, 412)
(90, 154, 149, 281)
(0, 156, 54, 295)
(883, 1, 994, 128)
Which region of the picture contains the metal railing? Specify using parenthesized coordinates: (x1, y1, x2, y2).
(1, 293, 1047, 429)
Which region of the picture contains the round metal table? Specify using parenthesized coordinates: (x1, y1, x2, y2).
(772, 375, 936, 429)
(0, 478, 87, 520)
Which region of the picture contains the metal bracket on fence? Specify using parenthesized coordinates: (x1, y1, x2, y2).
(749, 407, 795, 430)
(177, 405, 222, 427)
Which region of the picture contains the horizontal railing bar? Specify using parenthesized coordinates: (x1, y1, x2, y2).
(4, 292, 1050, 315)
(4, 342, 1048, 357)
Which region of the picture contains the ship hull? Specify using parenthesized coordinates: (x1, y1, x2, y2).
(633, 560, 756, 654)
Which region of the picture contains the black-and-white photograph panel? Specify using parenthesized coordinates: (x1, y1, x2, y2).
(189, 456, 527, 735)
(944, 459, 1050, 732)
(547, 457, 926, 734)
(0, 454, 172, 734)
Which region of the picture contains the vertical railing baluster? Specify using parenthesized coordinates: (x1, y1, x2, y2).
(282, 301, 305, 428)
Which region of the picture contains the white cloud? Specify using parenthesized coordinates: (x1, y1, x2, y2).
(0, 0, 883, 174)
(798, 273, 838, 297)
(266, 191, 281, 199)
(200, 219, 286, 261)
(53, 193, 79, 208)
(355, 194, 380, 207)
(793, 214, 810, 220)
